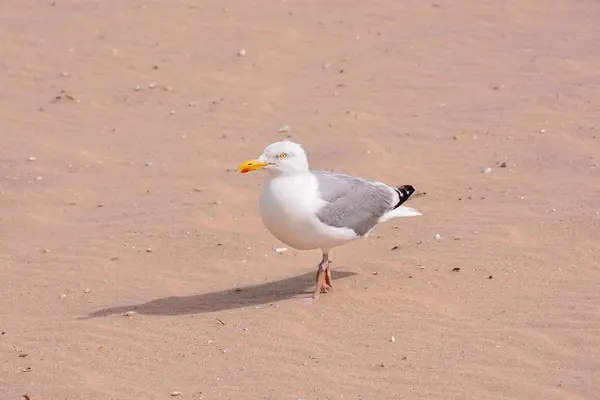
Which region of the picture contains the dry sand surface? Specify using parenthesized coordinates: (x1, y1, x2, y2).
(1, 1, 600, 399)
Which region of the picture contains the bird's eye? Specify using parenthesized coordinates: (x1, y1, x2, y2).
(278, 153, 287, 159)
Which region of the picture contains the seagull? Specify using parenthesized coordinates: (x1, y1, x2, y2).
(237, 140, 422, 298)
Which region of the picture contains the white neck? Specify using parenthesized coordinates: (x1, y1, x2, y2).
(266, 168, 309, 179)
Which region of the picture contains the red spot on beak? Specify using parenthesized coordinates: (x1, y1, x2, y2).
(241, 168, 250, 173)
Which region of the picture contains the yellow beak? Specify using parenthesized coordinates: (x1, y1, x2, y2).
(237, 159, 269, 174)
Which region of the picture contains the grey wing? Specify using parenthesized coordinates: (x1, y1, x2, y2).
(311, 170, 397, 236)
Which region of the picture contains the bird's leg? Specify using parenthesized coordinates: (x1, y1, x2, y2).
(313, 252, 331, 298)
(325, 260, 333, 289)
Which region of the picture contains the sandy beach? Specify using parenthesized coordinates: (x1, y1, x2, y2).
(1, 1, 599, 399)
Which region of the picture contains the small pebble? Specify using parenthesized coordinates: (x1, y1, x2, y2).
(124, 311, 136, 316)
(434, 233, 441, 240)
(83, 288, 92, 294)
(148, 83, 156, 89)
(171, 391, 181, 397)
(452, 267, 461, 272)
(146, 248, 152, 252)
(390, 336, 395, 342)
(500, 162, 507, 168)
(27, 156, 36, 162)
(35, 176, 43, 181)
(237, 48, 247, 57)
(169, 110, 176, 115)
(380, 362, 386, 368)
(482, 167, 492, 174)
(274, 247, 288, 253)
(59, 294, 66, 299)
(134, 85, 141, 91)
(488, 275, 493, 279)
(278, 125, 290, 133)
(372, 272, 378, 275)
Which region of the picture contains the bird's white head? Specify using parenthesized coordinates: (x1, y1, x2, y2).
(237, 140, 309, 176)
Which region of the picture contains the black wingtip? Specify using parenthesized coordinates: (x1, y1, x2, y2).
(393, 185, 416, 209)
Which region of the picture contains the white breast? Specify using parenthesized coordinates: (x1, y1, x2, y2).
(258, 173, 357, 251)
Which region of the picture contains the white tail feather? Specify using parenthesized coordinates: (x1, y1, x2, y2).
(379, 206, 422, 223)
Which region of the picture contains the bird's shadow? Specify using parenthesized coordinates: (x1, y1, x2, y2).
(83, 270, 356, 318)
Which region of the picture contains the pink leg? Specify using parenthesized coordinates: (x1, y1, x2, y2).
(313, 252, 332, 298)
